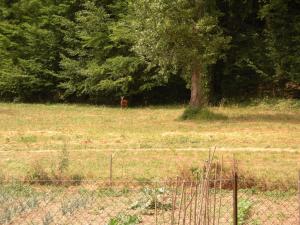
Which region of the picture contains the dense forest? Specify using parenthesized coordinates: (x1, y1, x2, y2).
(0, 0, 299, 105)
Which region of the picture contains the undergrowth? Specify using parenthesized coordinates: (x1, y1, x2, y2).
(180, 107, 228, 121)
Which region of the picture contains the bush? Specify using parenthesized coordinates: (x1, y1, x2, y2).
(25, 162, 52, 185)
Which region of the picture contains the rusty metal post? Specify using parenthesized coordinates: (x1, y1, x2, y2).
(233, 159, 238, 225)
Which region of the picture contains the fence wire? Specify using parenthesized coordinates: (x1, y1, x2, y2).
(0, 178, 298, 225)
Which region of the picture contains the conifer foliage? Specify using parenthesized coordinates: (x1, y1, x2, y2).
(0, 0, 299, 103)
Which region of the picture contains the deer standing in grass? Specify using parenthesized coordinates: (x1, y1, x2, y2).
(120, 96, 128, 109)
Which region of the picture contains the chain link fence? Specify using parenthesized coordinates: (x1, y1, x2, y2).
(0, 176, 299, 225)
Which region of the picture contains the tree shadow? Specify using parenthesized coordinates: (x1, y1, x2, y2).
(231, 113, 300, 123)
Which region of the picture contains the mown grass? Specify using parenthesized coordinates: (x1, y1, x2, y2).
(0, 99, 299, 189)
(0, 150, 298, 190)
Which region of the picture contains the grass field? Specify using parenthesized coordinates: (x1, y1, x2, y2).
(0, 100, 299, 188)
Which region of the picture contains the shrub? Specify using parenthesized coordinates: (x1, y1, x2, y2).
(180, 107, 228, 121)
(26, 162, 51, 185)
(25, 147, 84, 186)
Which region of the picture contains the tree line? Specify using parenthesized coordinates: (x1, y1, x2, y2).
(0, 0, 299, 106)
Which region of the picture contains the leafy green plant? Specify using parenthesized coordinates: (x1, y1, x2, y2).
(131, 187, 172, 211)
(237, 199, 253, 225)
(107, 213, 141, 225)
(61, 196, 89, 215)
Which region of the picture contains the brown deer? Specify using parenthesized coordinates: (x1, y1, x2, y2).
(120, 96, 128, 109)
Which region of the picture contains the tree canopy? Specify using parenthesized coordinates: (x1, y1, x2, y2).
(0, 0, 299, 104)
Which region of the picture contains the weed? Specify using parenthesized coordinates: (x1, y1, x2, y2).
(25, 147, 84, 185)
(58, 145, 69, 175)
(0, 196, 40, 224)
(19, 135, 37, 143)
(42, 212, 54, 225)
(26, 162, 51, 185)
(107, 213, 141, 225)
(61, 195, 89, 215)
(131, 187, 172, 211)
(1, 182, 36, 197)
(237, 199, 252, 225)
(0, 173, 4, 184)
(70, 174, 84, 185)
(250, 219, 261, 225)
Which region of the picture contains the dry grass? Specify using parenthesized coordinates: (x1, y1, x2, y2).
(0, 100, 299, 188)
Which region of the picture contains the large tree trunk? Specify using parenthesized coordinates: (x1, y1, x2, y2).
(190, 64, 206, 108)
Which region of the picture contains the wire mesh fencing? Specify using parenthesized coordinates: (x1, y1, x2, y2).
(1, 169, 299, 225)
(0, 150, 299, 225)
(0, 179, 298, 225)
(237, 177, 299, 225)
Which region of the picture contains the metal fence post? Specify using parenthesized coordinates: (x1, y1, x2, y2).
(233, 159, 238, 225)
(298, 170, 300, 225)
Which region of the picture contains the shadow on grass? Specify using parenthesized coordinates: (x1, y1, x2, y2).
(231, 113, 300, 123)
(179, 107, 228, 121)
(179, 107, 300, 123)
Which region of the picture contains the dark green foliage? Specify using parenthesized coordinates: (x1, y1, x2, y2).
(0, 0, 71, 102)
(0, 0, 299, 104)
(58, 0, 171, 103)
(180, 107, 228, 121)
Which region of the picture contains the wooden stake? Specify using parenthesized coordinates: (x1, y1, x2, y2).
(109, 154, 113, 187)
(189, 182, 193, 225)
(183, 185, 187, 225)
(193, 181, 198, 225)
(155, 182, 158, 225)
(198, 164, 206, 225)
(171, 178, 179, 225)
(217, 156, 224, 225)
(212, 161, 218, 225)
(178, 181, 185, 225)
